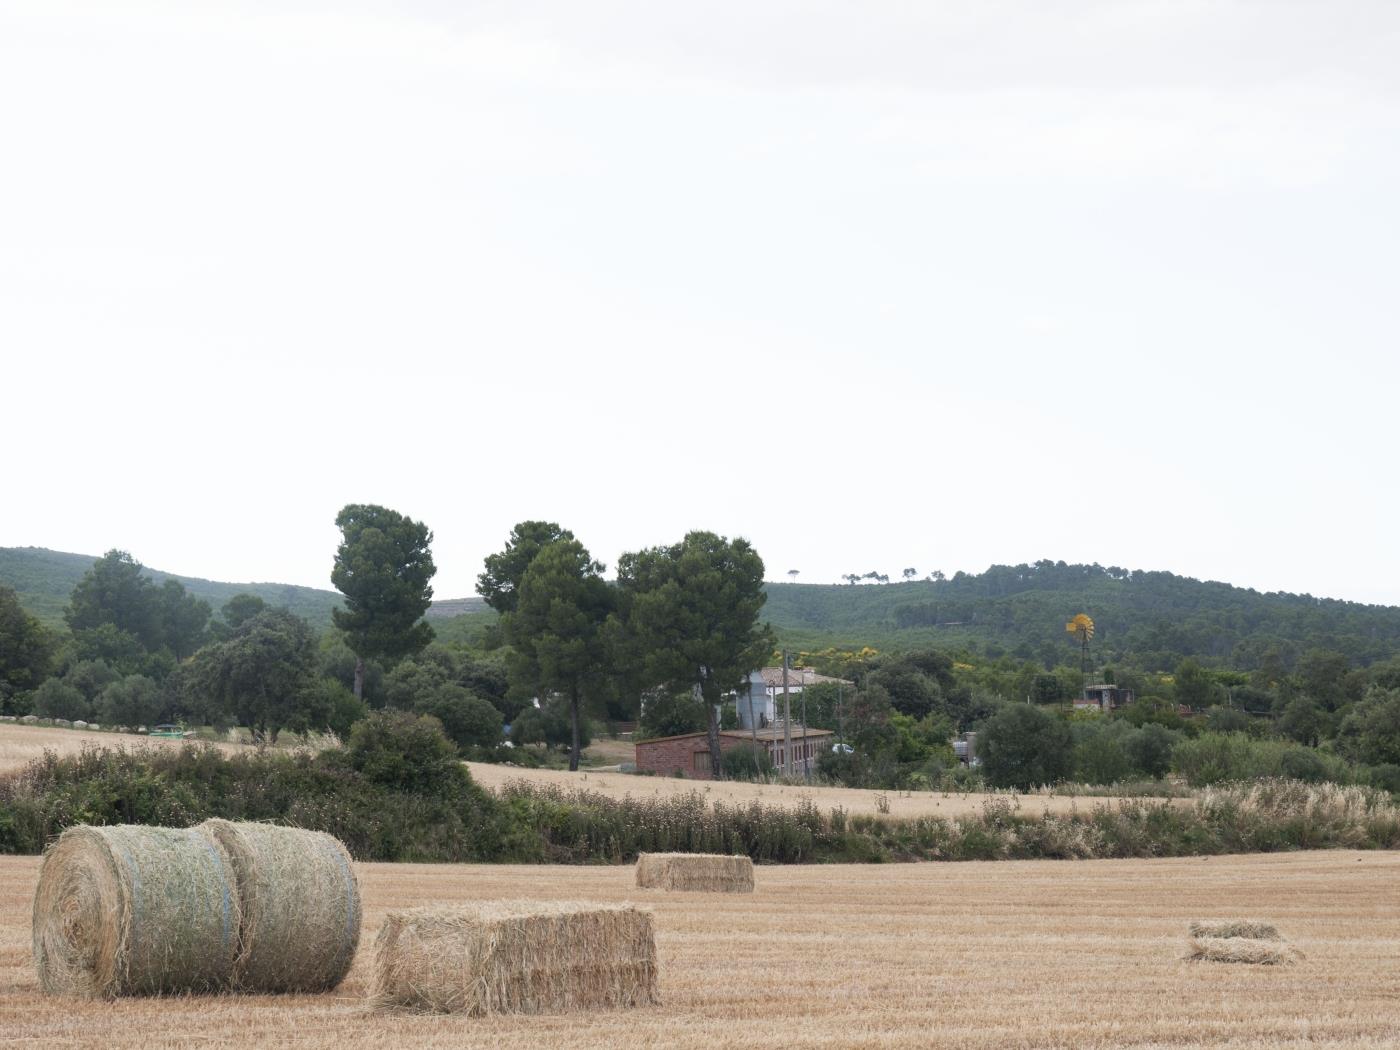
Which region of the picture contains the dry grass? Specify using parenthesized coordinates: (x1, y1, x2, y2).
(0, 722, 245, 775)
(1188, 919, 1281, 941)
(1185, 936, 1301, 966)
(4, 850, 1399, 1047)
(465, 761, 1182, 819)
(580, 738, 635, 766)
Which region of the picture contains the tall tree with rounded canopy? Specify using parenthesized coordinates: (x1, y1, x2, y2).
(331, 504, 437, 700)
(65, 550, 208, 671)
(220, 593, 268, 633)
(185, 608, 323, 742)
(66, 550, 161, 648)
(617, 531, 774, 778)
(505, 538, 615, 771)
(477, 521, 576, 614)
(0, 585, 55, 706)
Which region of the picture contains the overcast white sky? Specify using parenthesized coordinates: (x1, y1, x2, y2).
(3, 1, 1398, 604)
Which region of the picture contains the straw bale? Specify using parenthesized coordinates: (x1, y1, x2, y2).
(199, 820, 361, 993)
(1188, 919, 1280, 941)
(635, 852, 754, 893)
(1185, 936, 1300, 965)
(32, 824, 241, 998)
(371, 901, 658, 1015)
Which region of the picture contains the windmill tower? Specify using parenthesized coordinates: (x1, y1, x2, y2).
(1065, 613, 1094, 698)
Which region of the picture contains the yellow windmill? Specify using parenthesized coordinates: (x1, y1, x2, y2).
(1066, 614, 1094, 695)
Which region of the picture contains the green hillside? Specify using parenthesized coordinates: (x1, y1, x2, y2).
(0, 547, 345, 629)
(0, 546, 489, 633)
(761, 562, 1400, 671)
(8, 547, 1398, 674)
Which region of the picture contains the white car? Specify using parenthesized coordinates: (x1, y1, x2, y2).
(831, 743, 854, 755)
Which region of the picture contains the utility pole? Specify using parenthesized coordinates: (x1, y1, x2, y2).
(836, 682, 845, 751)
(746, 675, 761, 776)
(782, 649, 792, 778)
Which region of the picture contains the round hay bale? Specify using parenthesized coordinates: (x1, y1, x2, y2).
(199, 820, 360, 992)
(32, 825, 240, 998)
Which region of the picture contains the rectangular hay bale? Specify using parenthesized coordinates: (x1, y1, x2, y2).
(1184, 935, 1299, 965)
(371, 901, 657, 1016)
(635, 852, 754, 893)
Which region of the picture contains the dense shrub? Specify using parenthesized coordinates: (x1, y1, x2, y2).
(1172, 732, 1354, 787)
(1124, 723, 1178, 779)
(96, 674, 164, 728)
(637, 688, 707, 740)
(979, 705, 1072, 789)
(1365, 763, 1400, 794)
(308, 678, 368, 740)
(413, 689, 503, 751)
(0, 739, 513, 862)
(720, 742, 774, 780)
(1071, 722, 1132, 785)
(346, 709, 467, 797)
(30, 679, 89, 721)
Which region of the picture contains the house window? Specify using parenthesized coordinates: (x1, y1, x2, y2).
(693, 751, 712, 773)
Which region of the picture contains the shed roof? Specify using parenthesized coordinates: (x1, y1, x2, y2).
(635, 726, 835, 746)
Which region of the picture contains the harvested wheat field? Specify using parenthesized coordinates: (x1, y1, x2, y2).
(464, 761, 1176, 819)
(2, 850, 1398, 1048)
(0, 722, 244, 775)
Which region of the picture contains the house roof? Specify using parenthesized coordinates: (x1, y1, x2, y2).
(755, 667, 851, 689)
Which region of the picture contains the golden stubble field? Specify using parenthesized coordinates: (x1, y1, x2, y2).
(463, 760, 1173, 819)
(2, 851, 1397, 1049)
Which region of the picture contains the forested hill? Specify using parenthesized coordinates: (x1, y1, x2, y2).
(0, 547, 488, 630)
(0, 547, 348, 628)
(763, 562, 1400, 671)
(8, 548, 1398, 673)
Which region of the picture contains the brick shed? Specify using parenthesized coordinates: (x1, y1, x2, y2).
(634, 727, 835, 780)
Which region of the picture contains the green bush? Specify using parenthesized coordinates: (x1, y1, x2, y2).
(637, 688, 706, 740)
(346, 709, 468, 797)
(30, 679, 89, 721)
(0, 738, 512, 862)
(1071, 723, 1132, 785)
(96, 674, 164, 728)
(979, 704, 1072, 789)
(721, 742, 774, 780)
(413, 688, 503, 751)
(1124, 723, 1178, 779)
(1171, 732, 1256, 786)
(1173, 732, 1358, 787)
(311, 678, 368, 740)
(1366, 763, 1400, 794)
